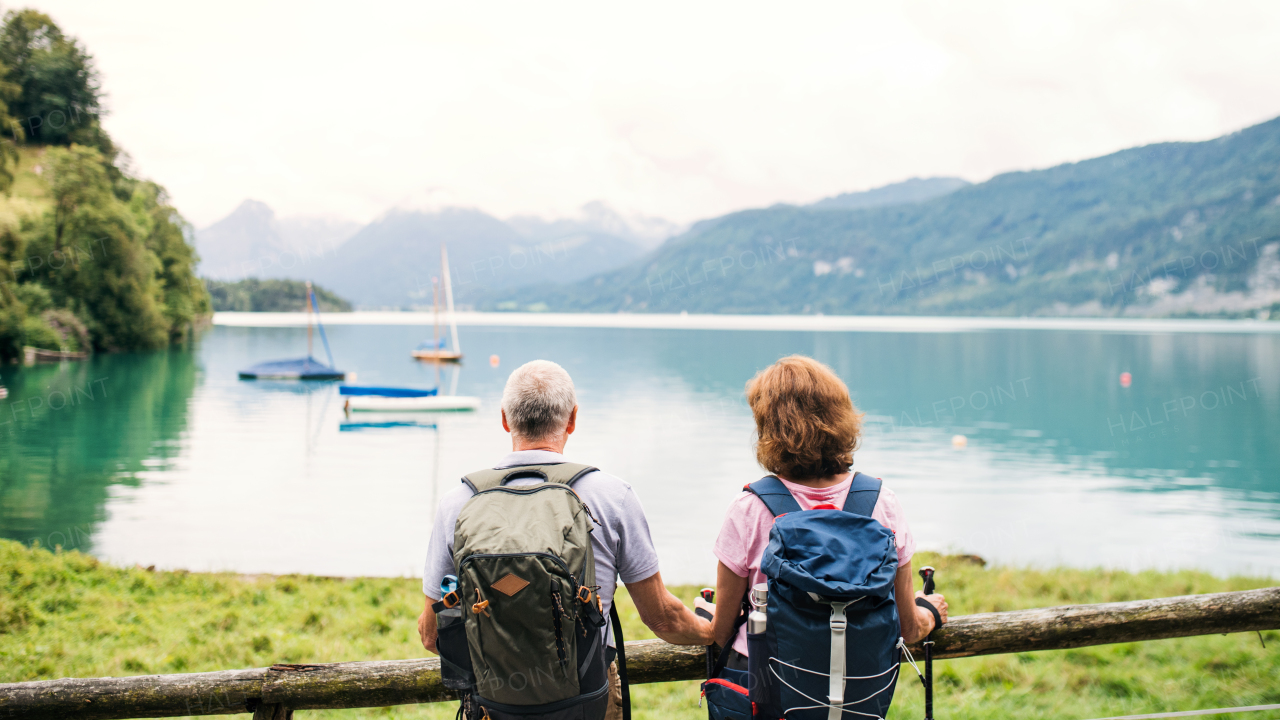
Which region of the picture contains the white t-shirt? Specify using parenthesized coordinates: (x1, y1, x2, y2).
(423, 449, 662, 646)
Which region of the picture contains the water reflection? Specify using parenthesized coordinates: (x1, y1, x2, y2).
(0, 350, 198, 552)
(0, 325, 1276, 581)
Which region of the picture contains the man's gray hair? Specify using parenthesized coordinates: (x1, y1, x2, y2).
(501, 360, 577, 441)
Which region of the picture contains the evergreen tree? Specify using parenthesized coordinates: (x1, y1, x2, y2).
(0, 9, 107, 152)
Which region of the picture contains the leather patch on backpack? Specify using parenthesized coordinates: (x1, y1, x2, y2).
(491, 573, 530, 597)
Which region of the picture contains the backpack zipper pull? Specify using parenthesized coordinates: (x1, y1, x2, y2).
(471, 588, 491, 617)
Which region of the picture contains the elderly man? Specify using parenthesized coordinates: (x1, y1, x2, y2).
(419, 359, 711, 720)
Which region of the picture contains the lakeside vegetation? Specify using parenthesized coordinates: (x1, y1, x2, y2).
(206, 278, 352, 313)
(2, 541, 1276, 719)
(0, 10, 208, 362)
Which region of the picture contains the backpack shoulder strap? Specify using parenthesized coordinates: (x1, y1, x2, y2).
(746, 475, 802, 517)
(707, 594, 751, 681)
(609, 604, 632, 720)
(462, 462, 598, 493)
(842, 472, 882, 517)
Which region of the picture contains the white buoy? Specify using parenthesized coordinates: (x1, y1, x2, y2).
(951, 434, 968, 448)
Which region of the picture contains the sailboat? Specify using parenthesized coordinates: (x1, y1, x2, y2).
(238, 282, 346, 380)
(412, 243, 463, 363)
(340, 361, 479, 413)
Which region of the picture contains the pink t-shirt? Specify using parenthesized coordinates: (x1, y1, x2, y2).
(713, 474, 915, 656)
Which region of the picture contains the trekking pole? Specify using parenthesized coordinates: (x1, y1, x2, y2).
(699, 588, 716, 680)
(919, 566, 936, 720)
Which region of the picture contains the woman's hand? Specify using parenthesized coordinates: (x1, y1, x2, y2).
(914, 589, 948, 633)
(694, 595, 715, 621)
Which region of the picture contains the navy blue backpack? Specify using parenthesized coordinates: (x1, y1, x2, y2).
(703, 473, 902, 720)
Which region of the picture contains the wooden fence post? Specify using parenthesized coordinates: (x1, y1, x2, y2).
(251, 703, 291, 720)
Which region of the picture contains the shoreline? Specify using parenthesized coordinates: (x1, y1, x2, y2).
(212, 311, 1280, 334)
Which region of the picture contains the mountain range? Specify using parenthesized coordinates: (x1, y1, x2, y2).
(195, 201, 361, 282)
(195, 180, 964, 309)
(196, 116, 1280, 318)
(195, 201, 681, 308)
(494, 116, 1280, 318)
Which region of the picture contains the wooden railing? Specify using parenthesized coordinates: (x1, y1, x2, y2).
(2, 587, 1277, 719)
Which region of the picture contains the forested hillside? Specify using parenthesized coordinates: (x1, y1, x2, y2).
(0, 10, 208, 361)
(205, 278, 351, 313)
(496, 116, 1280, 318)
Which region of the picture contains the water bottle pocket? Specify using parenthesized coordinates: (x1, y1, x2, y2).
(746, 631, 775, 712)
(436, 611, 474, 690)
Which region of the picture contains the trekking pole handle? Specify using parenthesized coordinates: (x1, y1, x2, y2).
(696, 588, 715, 623)
(919, 566, 935, 596)
(696, 584, 716, 617)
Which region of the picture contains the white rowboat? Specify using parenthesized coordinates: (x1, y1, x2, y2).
(343, 395, 481, 413)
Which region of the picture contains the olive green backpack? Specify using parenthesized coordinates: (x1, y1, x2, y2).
(433, 463, 627, 720)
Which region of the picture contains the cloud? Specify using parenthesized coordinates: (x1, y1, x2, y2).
(38, 0, 1280, 226)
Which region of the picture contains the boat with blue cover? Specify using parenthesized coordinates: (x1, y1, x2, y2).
(239, 357, 345, 380)
(238, 282, 346, 381)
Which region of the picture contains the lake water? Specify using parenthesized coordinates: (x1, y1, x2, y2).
(1, 321, 1278, 584)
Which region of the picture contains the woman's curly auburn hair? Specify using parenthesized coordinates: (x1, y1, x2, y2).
(746, 355, 863, 481)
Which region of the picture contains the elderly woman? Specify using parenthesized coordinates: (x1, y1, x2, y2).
(705, 355, 947, 671)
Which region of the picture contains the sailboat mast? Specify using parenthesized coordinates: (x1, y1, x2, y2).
(441, 243, 461, 355)
(306, 280, 314, 359)
(432, 278, 441, 350)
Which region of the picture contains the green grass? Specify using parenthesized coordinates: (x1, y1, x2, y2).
(1, 540, 1278, 719)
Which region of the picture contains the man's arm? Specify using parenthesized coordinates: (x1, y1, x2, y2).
(624, 571, 714, 646)
(420, 486, 471, 655)
(418, 595, 438, 654)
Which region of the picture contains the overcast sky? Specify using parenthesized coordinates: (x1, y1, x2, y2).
(30, 0, 1280, 229)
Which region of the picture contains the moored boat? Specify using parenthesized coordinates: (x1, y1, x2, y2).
(239, 282, 346, 381)
(412, 244, 463, 363)
(340, 384, 480, 412)
(240, 357, 345, 380)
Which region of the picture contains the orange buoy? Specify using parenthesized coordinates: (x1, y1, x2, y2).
(1120, 372, 1132, 388)
(489, 354, 500, 368)
(951, 434, 968, 448)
